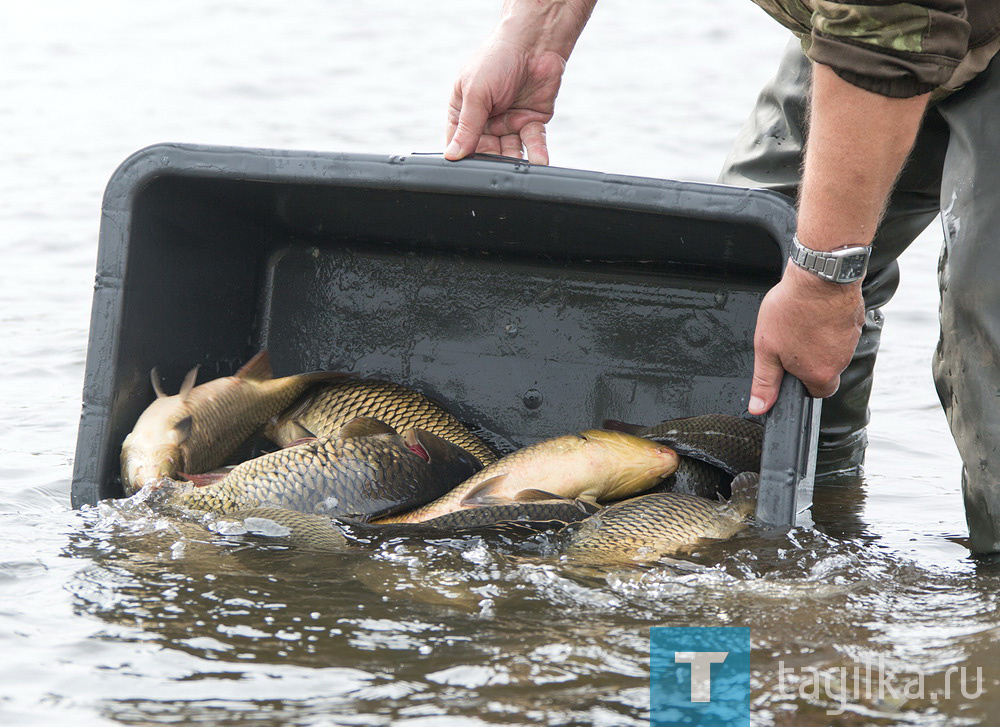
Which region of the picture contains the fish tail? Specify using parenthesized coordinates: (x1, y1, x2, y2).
(729, 471, 759, 514)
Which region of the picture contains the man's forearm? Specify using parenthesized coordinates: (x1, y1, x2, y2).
(497, 0, 597, 60)
(748, 63, 931, 412)
(797, 63, 931, 252)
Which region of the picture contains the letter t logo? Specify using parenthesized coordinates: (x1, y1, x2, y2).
(674, 651, 729, 702)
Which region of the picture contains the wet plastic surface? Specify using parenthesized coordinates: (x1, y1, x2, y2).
(72, 144, 817, 526)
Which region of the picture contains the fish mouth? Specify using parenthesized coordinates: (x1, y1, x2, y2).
(649, 445, 680, 478)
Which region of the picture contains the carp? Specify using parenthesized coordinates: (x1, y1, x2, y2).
(375, 429, 679, 524)
(562, 472, 759, 563)
(173, 418, 481, 520)
(265, 378, 497, 467)
(120, 351, 348, 494)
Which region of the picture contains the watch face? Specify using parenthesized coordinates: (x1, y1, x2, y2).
(840, 254, 868, 280)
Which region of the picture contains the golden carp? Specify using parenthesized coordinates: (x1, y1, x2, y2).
(120, 351, 347, 494)
(374, 429, 679, 524)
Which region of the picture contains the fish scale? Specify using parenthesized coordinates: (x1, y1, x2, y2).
(267, 379, 498, 467)
(174, 433, 479, 520)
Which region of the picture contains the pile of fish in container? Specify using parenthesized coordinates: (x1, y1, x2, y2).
(120, 352, 763, 564)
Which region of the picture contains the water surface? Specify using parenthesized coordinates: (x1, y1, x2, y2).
(2, 1, 995, 725)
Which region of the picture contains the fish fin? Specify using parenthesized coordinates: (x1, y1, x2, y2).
(283, 437, 318, 448)
(235, 350, 272, 381)
(150, 368, 167, 398)
(512, 488, 572, 503)
(404, 429, 467, 464)
(179, 366, 200, 400)
(280, 389, 319, 424)
(265, 417, 316, 446)
(298, 370, 358, 385)
(339, 416, 397, 438)
(601, 419, 646, 436)
(460, 475, 511, 507)
(174, 415, 193, 444)
(180, 470, 229, 486)
(729, 471, 759, 509)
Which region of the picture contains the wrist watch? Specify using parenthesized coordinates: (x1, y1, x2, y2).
(789, 234, 871, 284)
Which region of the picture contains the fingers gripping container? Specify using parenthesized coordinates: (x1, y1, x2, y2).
(72, 144, 820, 528)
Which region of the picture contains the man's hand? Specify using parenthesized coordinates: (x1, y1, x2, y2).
(445, 39, 565, 164)
(444, 0, 596, 164)
(749, 264, 865, 414)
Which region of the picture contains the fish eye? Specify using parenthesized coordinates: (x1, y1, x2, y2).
(577, 433, 590, 442)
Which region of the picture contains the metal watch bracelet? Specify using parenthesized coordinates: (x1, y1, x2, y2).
(789, 234, 871, 284)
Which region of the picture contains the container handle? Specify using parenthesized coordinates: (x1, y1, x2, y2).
(409, 151, 534, 165)
(464, 152, 534, 164)
(755, 373, 821, 529)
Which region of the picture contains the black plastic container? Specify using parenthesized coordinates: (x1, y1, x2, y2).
(71, 144, 819, 527)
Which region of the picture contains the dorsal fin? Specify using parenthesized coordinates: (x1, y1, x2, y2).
(179, 366, 200, 400)
(235, 350, 272, 382)
(150, 368, 166, 398)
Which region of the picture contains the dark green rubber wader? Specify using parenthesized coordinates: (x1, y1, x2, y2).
(720, 39, 1000, 553)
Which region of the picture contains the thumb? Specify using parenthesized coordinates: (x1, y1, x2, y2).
(749, 347, 784, 416)
(445, 91, 490, 161)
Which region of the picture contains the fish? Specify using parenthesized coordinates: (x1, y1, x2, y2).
(374, 429, 679, 524)
(209, 507, 350, 551)
(171, 418, 482, 520)
(265, 378, 498, 467)
(561, 472, 759, 563)
(208, 500, 596, 552)
(120, 351, 350, 495)
(604, 414, 763, 477)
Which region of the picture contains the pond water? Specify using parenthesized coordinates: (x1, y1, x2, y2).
(3, 1, 996, 725)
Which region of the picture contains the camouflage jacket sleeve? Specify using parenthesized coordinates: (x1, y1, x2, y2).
(753, 0, 1000, 98)
(809, 0, 970, 97)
